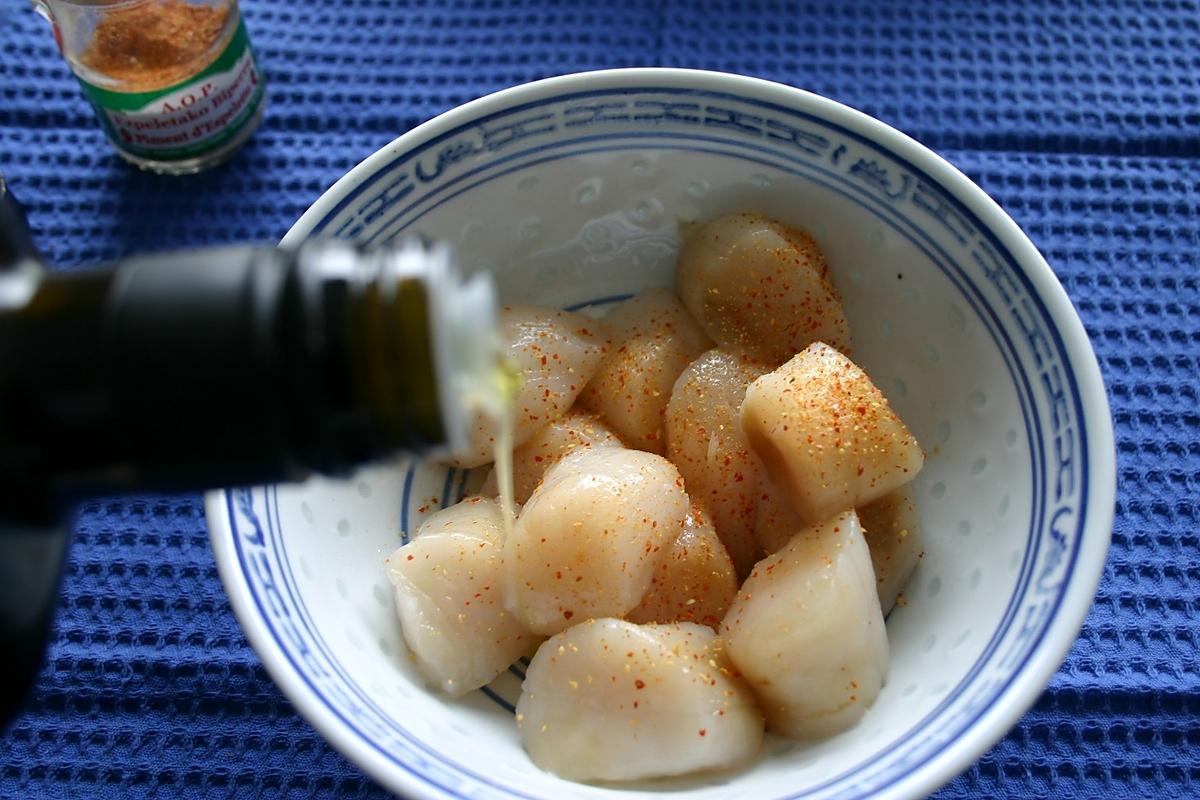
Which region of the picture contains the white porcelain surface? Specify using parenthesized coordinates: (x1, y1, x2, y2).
(206, 68, 1115, 800)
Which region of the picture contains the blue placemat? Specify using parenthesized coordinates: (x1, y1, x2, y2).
(1, 1, 1197, 797)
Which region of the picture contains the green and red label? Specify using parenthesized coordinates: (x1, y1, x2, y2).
(77, 20, 265, 161)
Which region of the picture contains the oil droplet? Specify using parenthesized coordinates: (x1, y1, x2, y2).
(922, 634, 937, 652)
(931, 482, 946, 499)
(631, 159, 651, 178)
(924, 344, 941, 364)
(301, 502, 314, 523)
(299, 556, 314, 581)
(378, 637, 393, 656)
(952, 630, 971, 649)
(926, 576, 942, 598)
(1005, 428, 1018, 447)
(892, 377, 908, 398)
(517, 175, 539, 191)
(519, 217, 543, 242)
(998, 494, 1010, 516)
(937, 421, 951, 443)
(957, 520, 972, 536)
(968, 568, 982, 589)
(902, 683, 917, 697)
(337, 519, 351, 537)
(949, 304, 967, 331)
(582, 224, 613, 252)
(630, 199, 662, 225)
(574, 180, 600, 205)
(356, 481, 373, 498)
(686, 180, 709, 198)
(347, 629, 366, 652)
(750, 173, 772, 188)
(879, 318, 893, 336)
(969, 389, 988, 409)
(373, 583, 390, 608)
(1008, 549, 1020, 571)
(971, 457, 988, 475)
(335, 577, 349, 601)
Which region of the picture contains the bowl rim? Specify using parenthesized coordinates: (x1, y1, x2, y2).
(207, 67, 1115, 800)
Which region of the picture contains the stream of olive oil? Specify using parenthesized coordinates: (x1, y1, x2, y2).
(490, 358, 522, 542)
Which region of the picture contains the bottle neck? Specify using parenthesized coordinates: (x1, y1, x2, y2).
(285, 241, 452, 468)
(0, 240, 489, 524)
(330, 240, 500, 460)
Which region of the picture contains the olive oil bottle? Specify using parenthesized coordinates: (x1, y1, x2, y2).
(0, 177, 501, 723)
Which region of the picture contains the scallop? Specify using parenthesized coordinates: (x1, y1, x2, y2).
(858, 488, 924, 615)
(516, 619, 764, 781)
(384, 497, 538, 696)
(665, 349, 768, 578)
(626, 502, 738, 629)
(675, 212, 851, 365)
(479, 410, 624, 504)
(721, 510, 887, 739)
(755, 484, 924, 614)
(752, 478, 805, 556)
(579, 289, 712, 453)
(740, 342, 924, 525)
(505, 447, 689, 636)
(411, 494, 503, 540)
(450, 305, 609, 468)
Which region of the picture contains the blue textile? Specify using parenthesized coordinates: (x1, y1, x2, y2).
(1, 0, 1197, 797)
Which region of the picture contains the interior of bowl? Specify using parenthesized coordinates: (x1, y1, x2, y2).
(209, 71, 1107, 800)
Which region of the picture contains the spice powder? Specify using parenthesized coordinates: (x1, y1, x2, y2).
(78, 0, 231, 92)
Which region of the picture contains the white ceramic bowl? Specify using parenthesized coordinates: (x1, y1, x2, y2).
(206, 69, 1115, 800)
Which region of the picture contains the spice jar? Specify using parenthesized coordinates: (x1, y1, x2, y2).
(33, 0, 266, 175)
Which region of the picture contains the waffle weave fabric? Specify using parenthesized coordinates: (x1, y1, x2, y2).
(1, 1, 1197, 797)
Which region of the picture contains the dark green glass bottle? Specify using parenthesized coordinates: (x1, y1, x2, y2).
(0, 177, 499, 723)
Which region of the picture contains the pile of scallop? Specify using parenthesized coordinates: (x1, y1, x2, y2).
(384, 212, 926, 782)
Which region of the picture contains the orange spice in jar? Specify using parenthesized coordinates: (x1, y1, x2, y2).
(33, 0, 266, 175)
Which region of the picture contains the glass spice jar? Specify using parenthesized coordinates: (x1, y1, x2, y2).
(32, 0, 267, 175)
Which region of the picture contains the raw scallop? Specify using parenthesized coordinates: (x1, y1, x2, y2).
(450, 305, 608, 468)
(858, 488, 924, 615)
(579, 288, 711, 453)
(516, 619, 764, 781)
(665, 349, 768, 578)
(675, 212, 851, 365)
(722, 510, 887, 739)
(626, 502, 738, 629)
(505, 448, 688, 636)
(740, 342, 924, 525)
(480, 410, 624, 504)
(385, 497, 537, 696)
(412, 494, 503, 540)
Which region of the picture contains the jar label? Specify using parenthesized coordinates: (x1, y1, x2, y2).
(76, 19, 265, 162)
